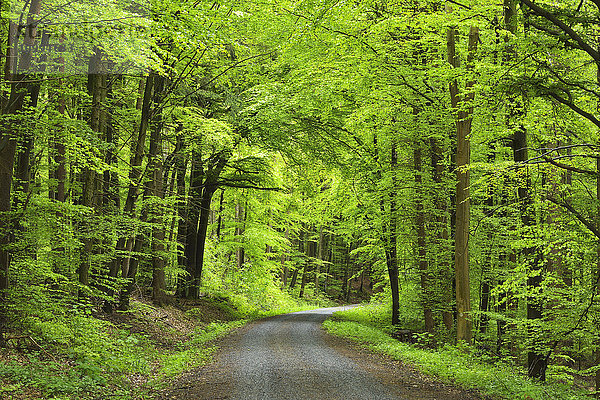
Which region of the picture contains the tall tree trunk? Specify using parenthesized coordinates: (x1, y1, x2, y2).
(49, 35, 67, 202)
(79, 50, 108, 297)
(430, 138, 453, 331)
(315, 225, 324, 291)
(300, 225, 316, 298)
(345, 242, 354, 303)
(479, 150, 496, 336)
(289, 229, 303, 290)
(341, 243, 350, 301)
(512, 128, 546, 380)
(173, 129, 189, 296)
(149, 76, 167, 306)
(106, 74, 153, 312)
(13, 21, 47, 209)
(281, 228, 289, 287)
(187, 155, 229, 298)
(235, 200, 245, 270)
(414, 144, 435, 334)
(0, 0, 42, 345)
(216, 189, 225, 239)
(183, 150, 202, 296)
(596, 156, 600, 392)
(448, 25, 479, 344)
(387, 142, 400, 326)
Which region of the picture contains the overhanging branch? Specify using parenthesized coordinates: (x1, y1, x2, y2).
(546, 197, 600, 239)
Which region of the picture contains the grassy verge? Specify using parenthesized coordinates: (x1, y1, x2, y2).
(0, 290, 328, 400)
(0, 300, 246, 400)
(324, 306, 592, 400)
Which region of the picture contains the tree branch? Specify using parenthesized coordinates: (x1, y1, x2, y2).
(542, 156, 598, 175)
(546, 91, 600, 129)
(546, 197, 600, 239)
(519, 0, 600, 63)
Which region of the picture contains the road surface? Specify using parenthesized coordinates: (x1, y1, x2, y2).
(160, 306, 482, 400)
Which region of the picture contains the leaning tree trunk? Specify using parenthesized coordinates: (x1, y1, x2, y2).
(186, 154, 229, 299)
(107, 73, 153, 312)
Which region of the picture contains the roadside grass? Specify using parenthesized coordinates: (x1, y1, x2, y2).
(0, 300, 245, 400)
(0, 289, 325, 400)
(324, 305, 592, 400)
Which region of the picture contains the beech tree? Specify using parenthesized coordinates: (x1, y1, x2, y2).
(3, 0, 600, 393)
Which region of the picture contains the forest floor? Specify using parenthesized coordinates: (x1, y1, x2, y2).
(0, 295, 247, 400)
(157, 307, 486, 400)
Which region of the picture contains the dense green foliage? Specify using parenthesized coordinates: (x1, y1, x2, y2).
(326, 305, 591, 400)
(2, 0, 600, 396)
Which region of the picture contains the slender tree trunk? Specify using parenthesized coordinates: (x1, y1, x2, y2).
(345, 242, 354, 303)
(299, 260, 308, 298)
(282, 228, 289, 287)
(342, 243, 350, 301)
(216, 189, 225, 239)
(300, 225, 316, 298)
(106, 74, 153, 312)
(235, 200, 245, 270)
(49, 35, 67, 202)
(325, 231, 334, 293)
(0, 140, 16, 348)
(315, 225, 324, 291)
(289, 230, 302, 290)
(78, 48, 108, 297)
(183, 151, 202, 296)
(479, 150, 496, 336)
(511, 128, 546, 379)
(414, 144, 435, 334)
(13, 21, 46, 208)
(387, 142, 400, 326)
(430, 138, 453, 331)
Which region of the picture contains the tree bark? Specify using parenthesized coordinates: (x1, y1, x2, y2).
(149, 76, 167, 306)
(387, 142, 400, 326)
(315, 225, 324, 291)
(596, 156, 600, 392)
(430, 138, 453, 331)
(235, 200, 245, 270)
(106, 74, 153, 312)
(0, 0, 42, 345)
(78, 49, 108, 297)
(186, 154, 229, 298)
(414, 144, 435, 334)
(449, 26, 479, 344)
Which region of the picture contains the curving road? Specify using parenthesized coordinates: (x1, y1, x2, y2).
(161, 307, 481, 400)
(226, 306, 402, 400)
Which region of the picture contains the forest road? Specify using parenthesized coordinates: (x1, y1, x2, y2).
(159, 306, 483, 400)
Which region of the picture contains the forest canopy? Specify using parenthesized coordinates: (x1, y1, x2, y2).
(1, 0, 600, 396)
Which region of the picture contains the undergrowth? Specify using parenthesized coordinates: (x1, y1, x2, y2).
(324, 305, 593, 400)
(0, 287, 320, 400)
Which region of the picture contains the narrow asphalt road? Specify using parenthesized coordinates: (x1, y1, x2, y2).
(161, 307, 482, 400)
(227, 306, 402, 400)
